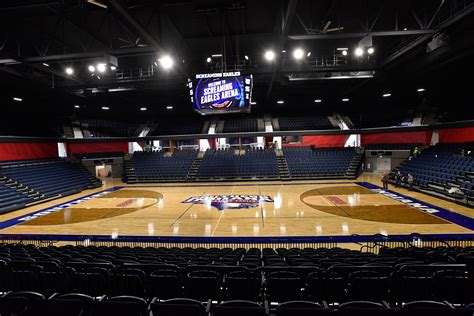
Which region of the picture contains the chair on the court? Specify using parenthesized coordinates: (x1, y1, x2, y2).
(0, 291, 45, 316)
(265, 271, 303, 303)
(150, 298, 209, 316)
(347, 271, 390, 301)
(109, 268, 146, 297)
(22, 293, 93, 316)
(212, 300, 267, 316)
(275, 301, 334, 316)
(400, 300, 462, 316)
(70, 267, 109, 297)
(432, 270, 473, 303)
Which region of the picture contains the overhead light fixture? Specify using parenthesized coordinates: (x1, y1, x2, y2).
(306, 51, 312, 57)
(97, 63, 106, 73)
(367, 47, 375, 55)
(250, 101, 257, 105)
(13, 97, 22, 102)
(140, 107, 147, 111)
(244, 55, 249, 61)
(88, 65, 95, 72)
(206, 57, 212, 63)
(354, 48, 364, 57)
(264, 50, 275, 61)
(403, 28, 408, 31)
(211, 54, 222, 57)
(293, 48, 304, 60)
(342, 98, 349, 102)
(342, 50, 348, 56)
(159, 55, 174, 70)
(314, 99, 322, 103)
(337, 48, 349, 51)
(74, 104, 80, 108)
(383, 93, 391, 97)
(110, 65, 117, 71)
(101, 106, 110, 110)
(65, 67, 74, 75)
(166, 105, 173, 110)
(42, 63, 49, 67)
(417, 88, 425, 92)
(277, 100, 285, 104)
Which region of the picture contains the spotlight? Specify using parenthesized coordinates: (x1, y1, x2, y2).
(383, 93, 391, 98)
(314, 99, 322, 103)
(244, 55, 249, 61)
(293, 48, 304, 60)
(101, 106, 110, 110)
(276, 100, 284, 104)
(367, 47, 375, 55)
(74, 105, 80, 108)
(306, 51, 312, 57)
(110, 65, 117, 71)
(417, 88, 425, 92)
(206, 57, 212, 63)
(140, 107, 147, 111)
(88, 65, 95, 72)
(354, 48, 364, 57)
(342, 98, 349, 102)
(342, 50, 348, 56)
(13, 97, 22, 102)
(97, 63, 106, 73)
(264, 50, 275, 61)
(159, 55, 174, 70)
(65, 67, 74, 75)
(166, 105, 173, 110)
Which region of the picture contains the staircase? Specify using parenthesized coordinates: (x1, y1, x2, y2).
(77, 164, 102, 188)
(346, 152, 364, 179)
(187, 156, 203, 180)
(1, 175, 44, 203)
(276, 150, 290, 179)
(123, 160, 137, 183)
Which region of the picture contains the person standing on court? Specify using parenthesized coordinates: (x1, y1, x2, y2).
(407, 173, 414, 191)
(382, 173, 389, 190)
(395, 170, 402, 188)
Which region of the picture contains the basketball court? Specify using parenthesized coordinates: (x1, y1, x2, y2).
(0, 175, 472, 242)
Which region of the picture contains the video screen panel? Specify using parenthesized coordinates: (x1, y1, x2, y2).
(188, 72, 253, 115)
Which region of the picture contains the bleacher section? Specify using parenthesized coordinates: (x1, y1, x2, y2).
(0, 159, 101, 213)
(127, 150, 198, 182)
(284, 147, 361, 179)
(196, 148, 279, 180)
(278, 115, 335, 131)
(0, 243, 472, 315)
(223, 117, 258, 133)
(78, 119, 142, 137)
(349, 110, 414, 128)
(391, 143, 474, 206)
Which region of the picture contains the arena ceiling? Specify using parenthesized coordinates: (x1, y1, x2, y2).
(0, 0, 473, 119)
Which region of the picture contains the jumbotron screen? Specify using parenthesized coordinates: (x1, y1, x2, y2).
(188, 72, 253, 115)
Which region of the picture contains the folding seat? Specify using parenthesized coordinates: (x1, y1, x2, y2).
(22, 293, 93, 316)
(400, 300, 463, 316)
(265, 271, 303, 303)
(71, 267, 109, 296)
(185, 270, 222, 301)
(92, 296, 148, 316)
(147, 268, 182, 299)
(276, 301, 334, 316)
(347, 271, 390, 301)
(213, 300, 267, 316)
(150, 298, 208, 316)
(432, 270, 473, 303)
(109, 268, 146, 297)
(225, 270, 261, 301)
(0, 291, 45, 316)
(391, 270, 434, 302)
(337, 301, 394, 316)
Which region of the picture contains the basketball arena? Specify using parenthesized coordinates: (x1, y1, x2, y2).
(0, 1, 473, 315)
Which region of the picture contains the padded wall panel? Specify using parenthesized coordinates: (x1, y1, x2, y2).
(0, 142, 58, 161)
(66, 142, 129, 156)
(361, 131, 432, 145)
(438, 127, 474, 143)
(284, 135, 348, 147)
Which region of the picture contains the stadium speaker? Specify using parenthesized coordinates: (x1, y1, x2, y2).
(426, 33, 449, 53)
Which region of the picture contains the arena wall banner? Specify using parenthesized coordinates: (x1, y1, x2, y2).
(283, 135, 348, 147)
(0, 142, 58, 161)
(361, 130, 432, 145)
(66, 142, 129, 156)
(438, 126, 474, 143)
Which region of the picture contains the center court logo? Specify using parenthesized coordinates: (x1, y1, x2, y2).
(182, 195, 274, 211)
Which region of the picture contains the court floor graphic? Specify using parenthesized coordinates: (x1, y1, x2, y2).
(0, 181, 472, 242)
